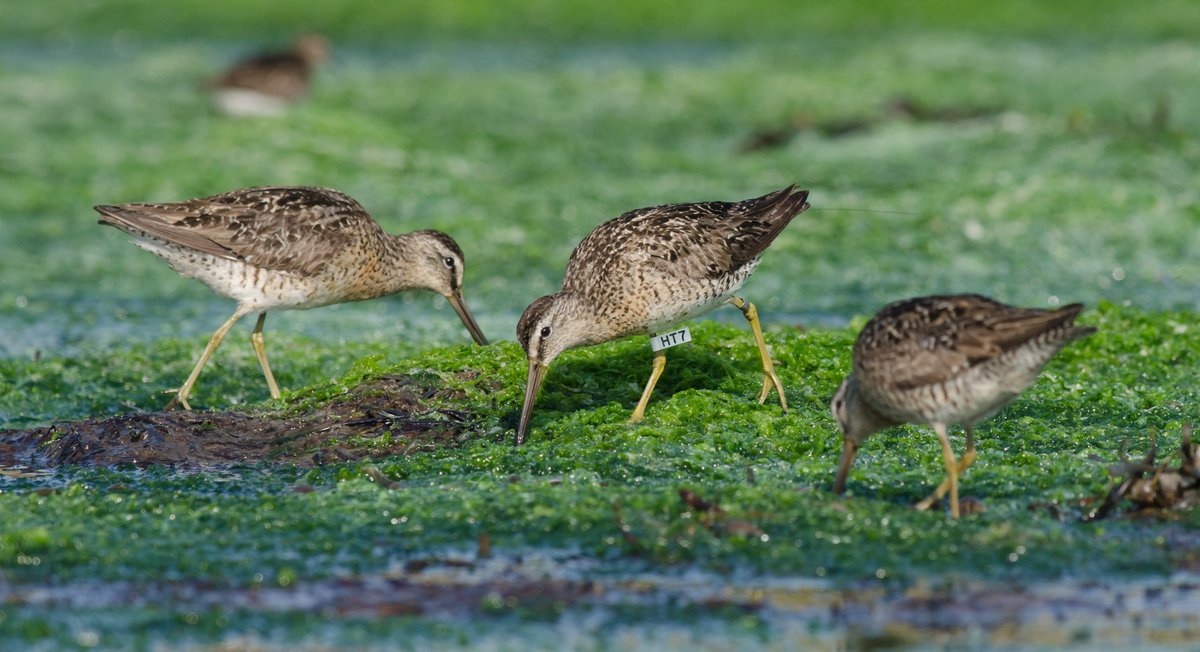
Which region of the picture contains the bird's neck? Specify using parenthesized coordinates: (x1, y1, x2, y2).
(357, 232, 426, 297)
(556, 291, 621, 348)
(845, 376, 900, 443)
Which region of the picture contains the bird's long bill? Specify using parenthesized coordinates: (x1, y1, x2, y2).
(517, 361, 548, 446)
(833, 440, 859, 494)
(447, 291, 489, 345)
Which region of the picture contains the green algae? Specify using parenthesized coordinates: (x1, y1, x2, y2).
(1, 305, 1196, 593)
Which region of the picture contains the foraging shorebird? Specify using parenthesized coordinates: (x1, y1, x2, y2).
(515, 185, 810, 445)
(96, 186, 489, 410)
(831, 294, 1095, 517)
(208, 33, 330, 117)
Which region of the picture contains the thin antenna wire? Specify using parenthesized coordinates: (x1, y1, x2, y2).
(807, 208, 926, 216)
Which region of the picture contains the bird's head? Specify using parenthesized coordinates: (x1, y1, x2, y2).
(293, 34, 331, 64)
(409, 230, 488, 345)
(831, 375, 894, 494)
(514, 292, 593, 444)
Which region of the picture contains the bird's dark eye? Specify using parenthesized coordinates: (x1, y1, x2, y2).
(442, 256, 455, 268)
(540, 326, 551, 338)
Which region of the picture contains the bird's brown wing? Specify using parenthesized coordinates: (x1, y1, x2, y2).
(855, 294, 1085, 391)
(561, 186, 809, 292)
(96, 186, 377, 277)
(213, 52, 310, 97)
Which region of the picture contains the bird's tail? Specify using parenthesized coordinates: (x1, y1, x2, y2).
(729, 185, 811, 266)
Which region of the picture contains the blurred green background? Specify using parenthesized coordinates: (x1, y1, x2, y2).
(6, 0, 1200, 43)
(2, 0, 1198, 373)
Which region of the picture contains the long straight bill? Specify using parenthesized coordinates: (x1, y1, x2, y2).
(447, 291, 489, 345)
(517, 361, 548, 446)
(833, 440, 859, 494)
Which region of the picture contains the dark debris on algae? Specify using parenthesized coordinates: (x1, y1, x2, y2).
(0, 375, 472, 469)
(1084, 423, 1200, 520)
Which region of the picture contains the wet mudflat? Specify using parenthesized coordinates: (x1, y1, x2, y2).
(1, 328, 1199, 649)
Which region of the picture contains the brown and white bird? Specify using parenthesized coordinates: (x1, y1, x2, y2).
(208, 33, 330, 117)
(831, 294, 1095, 517)
(96, 186, 488, 410)
(515, 185, 810, 445)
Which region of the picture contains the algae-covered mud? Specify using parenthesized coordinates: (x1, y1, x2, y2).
(3, 311, 1200, 649)
(3, 0, 1200, 648)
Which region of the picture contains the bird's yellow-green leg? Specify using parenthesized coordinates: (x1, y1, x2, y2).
(728, 296, 787, 412)
(250, 311, 281, 399)
(918, 426, 977, 509)
(915, 423, 961, 518)
(629, 349, 667, 423)
(165, 308, 248, 411)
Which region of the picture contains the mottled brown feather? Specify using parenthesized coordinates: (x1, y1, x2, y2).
(854, 294, 1093, 392)
(560, 186, 809, 300)
(96, 186, 380, 278)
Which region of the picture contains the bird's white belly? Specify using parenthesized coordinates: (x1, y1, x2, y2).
(643, 290, 735, 334)
(213, 89, 290, 117)
(133, 239, 334, 311)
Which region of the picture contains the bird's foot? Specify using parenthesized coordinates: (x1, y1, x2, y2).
(913, 494, 939, 512)
(916, 450, 977, 510)
(163, 389, 191, 411)
(756, 369, 788, 413)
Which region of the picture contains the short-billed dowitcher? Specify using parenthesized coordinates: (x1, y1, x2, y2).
(96, 185, 488, 410)
(831, 294, 1095, 517)
(208, 34, 330, 117)
(515, 185, 810, 444)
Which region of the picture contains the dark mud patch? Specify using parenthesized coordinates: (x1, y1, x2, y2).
(0, 375, 474, 468)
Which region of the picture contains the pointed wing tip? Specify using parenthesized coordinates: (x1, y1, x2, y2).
(1059, 303, 1096, 338)
(94, 204, 129, 226)
(768, 184, 810, 213)
(788, 187, 811, 212)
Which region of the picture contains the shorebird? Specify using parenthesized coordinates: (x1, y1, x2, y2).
(208, 33, 330, 117)
(831, 294, 1095, 517)
(96, 186, 489, 410)
(515, 185, 810, 445)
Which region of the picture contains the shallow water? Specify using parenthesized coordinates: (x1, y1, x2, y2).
(4, 549, 1200, 651)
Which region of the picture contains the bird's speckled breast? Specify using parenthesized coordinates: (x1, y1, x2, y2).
(640, 259, 758, 334)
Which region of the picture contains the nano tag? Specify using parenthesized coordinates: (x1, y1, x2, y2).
(650, 327, 692, 352)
